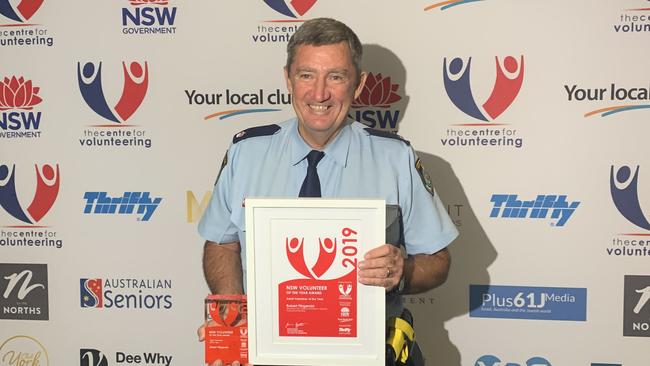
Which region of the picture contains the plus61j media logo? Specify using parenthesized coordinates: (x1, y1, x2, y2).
(441, 55, 524, 149)
(470, 284, 587, 321)
(279, 227, 359, 338)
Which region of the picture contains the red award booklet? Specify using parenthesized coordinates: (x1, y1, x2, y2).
(204, 294, 248, 365)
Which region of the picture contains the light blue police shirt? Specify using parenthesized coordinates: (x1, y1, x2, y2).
(198, 118, 458, 316)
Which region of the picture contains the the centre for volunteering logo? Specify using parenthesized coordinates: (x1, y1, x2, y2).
(0, 0, 54, 47)
(0, 335, 49, 366)
(77, 61, 152, 148)
(441, 55, 524, 148)
(121, 0, 178, 35)
(252, 0, 319, 44)
(613, 1, 650, 33)
(568, 81, 650, 118)
(608, 165, 650, 257)
(349, 71, 403, 132)
(0, 76, 43, 139)
(186, 87, 291, 122)
(0, 163, 63, 249)
(80, 277, 173, 310)
(0, 263, 48, 320)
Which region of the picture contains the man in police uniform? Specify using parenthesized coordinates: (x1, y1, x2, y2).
(198, 18, 458, 366)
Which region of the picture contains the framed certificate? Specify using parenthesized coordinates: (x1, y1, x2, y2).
(245, 198, 385, 366)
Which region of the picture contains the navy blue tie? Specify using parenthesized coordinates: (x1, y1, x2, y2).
(299, 150, 325, 197)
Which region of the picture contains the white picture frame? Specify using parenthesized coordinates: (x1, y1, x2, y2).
(245, 198, 386, 366)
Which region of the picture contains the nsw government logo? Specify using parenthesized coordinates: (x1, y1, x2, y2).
(0, 76, 43, 139)
(441, 55, 524, 149)
(475, 355, 551, 366)
(623, 275, 650, 337)
(350, 72, 403, 132)
(489, 194, 579, 227)
(77, 60, 152, 148)
(121, 0, 178, 36)
(186, 87, 290, 122)
(252, 0, 320, 44)
(83, 192, 162, 221)
(80, 277, 173, 310)
(470, 284, 587, 321)
(608, 165, 650, 258)
(0, 163, 63, 249)
(0, 0, 53, 47)
(0, 263, 48, 320)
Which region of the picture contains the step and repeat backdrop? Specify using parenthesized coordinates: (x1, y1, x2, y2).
(1, 1, 648, 365)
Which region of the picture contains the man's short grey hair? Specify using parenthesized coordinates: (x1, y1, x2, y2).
(286, 18, 363, 83)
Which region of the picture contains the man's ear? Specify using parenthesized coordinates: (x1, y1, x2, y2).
(354, 71, 368, 99)
(284, 66, 293, 94)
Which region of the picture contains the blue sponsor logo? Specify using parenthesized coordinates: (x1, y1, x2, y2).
(591, 363, 622, 366)
(83, 192, 161, 221)
(475, 355, 551, 366)
(470, 284, 587, 321)
(489, 194, 580, 226)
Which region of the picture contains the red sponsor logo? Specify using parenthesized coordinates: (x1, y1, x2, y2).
(0, 76, 42, 111)
(353, 72, 402, 108)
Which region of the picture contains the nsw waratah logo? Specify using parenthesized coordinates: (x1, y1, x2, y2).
(77, 61, 149, 124)
(0, 76, 44, 138)
(0, 0, 44, 23)
(610, 165, 650, 232)
(0, 164, 59, 226)
(350, 72, 403, 131)
(286, 237, 336, 279)
(443, 55, 524, 124)
(263, 0, 317, 18)
(425, 0, 487, 11)
(0, 76, 42, 110)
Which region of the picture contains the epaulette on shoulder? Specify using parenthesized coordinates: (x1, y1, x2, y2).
(364, 128, 410, 145)
(232, 124, 280, 144)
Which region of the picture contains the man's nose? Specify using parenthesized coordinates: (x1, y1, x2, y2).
(312, 76, 330, 101)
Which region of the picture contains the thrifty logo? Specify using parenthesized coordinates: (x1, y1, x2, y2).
(83, 192, 161, 221)
(489, 194, 579, 226)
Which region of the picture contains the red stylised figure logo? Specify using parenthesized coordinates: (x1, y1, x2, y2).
(0, 76, 43, 111)
(0, 164, 59, 225)
(208, 301, 242, 327)
(286, 236, 337, 279)
(353, 72, 402, 108)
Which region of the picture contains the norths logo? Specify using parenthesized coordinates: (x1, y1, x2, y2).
(489, 194, 580, 227)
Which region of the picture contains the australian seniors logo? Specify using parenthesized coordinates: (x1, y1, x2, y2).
(0, 0, 54, 47)
(350, 72, 403, 131)
(441, 55, 524, 148)
(0, 76, 43, 138)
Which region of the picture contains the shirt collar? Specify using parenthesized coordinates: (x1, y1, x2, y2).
(289, 118, 351, 167)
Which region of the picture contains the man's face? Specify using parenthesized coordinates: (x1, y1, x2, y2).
(285, 42, 366, 146)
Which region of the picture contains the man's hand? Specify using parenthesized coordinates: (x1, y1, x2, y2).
(357, 244, 404, 291)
